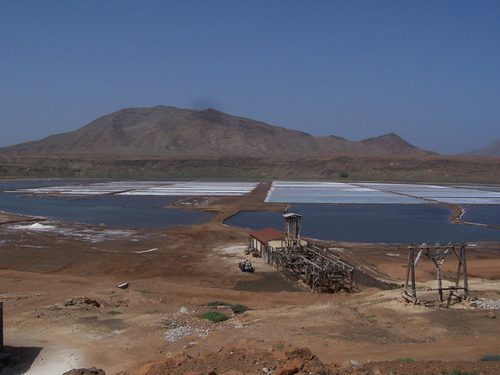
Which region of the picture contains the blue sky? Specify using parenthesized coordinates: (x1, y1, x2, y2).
(1, 1, 499, 154)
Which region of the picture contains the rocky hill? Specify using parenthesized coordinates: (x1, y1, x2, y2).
(463, 138, 500, 157)
(0, 106, 435, 157)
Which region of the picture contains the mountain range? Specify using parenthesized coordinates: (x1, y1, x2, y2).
(0, 106, 437, 157)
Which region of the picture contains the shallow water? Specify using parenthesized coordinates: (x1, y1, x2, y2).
(0, 193, 214, 229)
(461, 205, 500, 227)
(224, 204, 500, 244)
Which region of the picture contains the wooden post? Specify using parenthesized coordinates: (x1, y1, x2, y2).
(462, 244, 469, 296)
(0, 301, 3, 352)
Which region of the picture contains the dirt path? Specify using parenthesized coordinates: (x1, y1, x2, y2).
(167, 181, 288, 224)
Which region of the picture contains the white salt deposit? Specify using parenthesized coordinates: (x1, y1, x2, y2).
(265, 181, 500, 204)
(7, 180, 259, 197)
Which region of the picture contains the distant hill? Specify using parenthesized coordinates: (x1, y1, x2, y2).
(0, 106, 436, 157)
(463, 138, 500, 157)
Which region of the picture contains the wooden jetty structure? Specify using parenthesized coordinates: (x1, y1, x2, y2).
(265, 213, 358, 293)
(402, 242, 469, 305)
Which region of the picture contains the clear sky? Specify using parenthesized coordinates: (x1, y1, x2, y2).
(1, 1, 499, 154)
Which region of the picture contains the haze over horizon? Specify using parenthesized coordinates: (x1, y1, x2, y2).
(1, 1, 499, 155)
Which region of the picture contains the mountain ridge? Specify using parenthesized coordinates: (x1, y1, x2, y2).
(463, 138, 500, 157)
(0, 106, 436, 157)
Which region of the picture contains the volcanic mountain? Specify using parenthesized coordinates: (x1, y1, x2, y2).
(463, 138, 500, 157)
(0, 106, 436, 156)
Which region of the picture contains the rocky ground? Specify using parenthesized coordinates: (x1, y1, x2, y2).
(1, 188, 500, 375)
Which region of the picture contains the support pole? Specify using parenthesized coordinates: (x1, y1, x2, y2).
(0, 301, 3, 352)
(462, 244, 469, 296)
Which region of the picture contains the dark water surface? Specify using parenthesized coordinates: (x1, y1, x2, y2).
(461, 205, 500, 227)
(224, 204, 500, 244)
(0, 191, 214, 229)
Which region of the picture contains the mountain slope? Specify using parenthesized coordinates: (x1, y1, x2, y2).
(0, 106, 435, 156)
(463, 138, 500, 157)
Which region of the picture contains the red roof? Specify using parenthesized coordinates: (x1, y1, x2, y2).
(249, 228, 285, 243)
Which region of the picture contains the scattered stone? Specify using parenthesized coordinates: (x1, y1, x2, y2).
(468, 296, 500, 310)
(284, 346, 313, 361)
(62, 367, 106, 375)
(344, 360, 362, 368)
(64, 297, 101, 308)
(486, 310, 496, 319)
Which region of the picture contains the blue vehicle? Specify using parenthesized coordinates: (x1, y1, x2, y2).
(239, 259, 254, 272)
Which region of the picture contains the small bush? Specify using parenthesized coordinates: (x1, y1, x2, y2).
(107, 311, 122, 315)
(479, 354, 500, 361)
(134, 290, 151, 294)
(339, 171, 349, 178)
(201, 311, 228, 322)
(207, 301, 249, 313)
(395, 358, 415, 363)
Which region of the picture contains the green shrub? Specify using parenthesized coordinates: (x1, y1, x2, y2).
(134, 290, 151, 294)
(207, 301, 249, 313)
(448, 370, 477, 375)
(107, 311, 122, 315)
(479, 354, 500, 361)
(339, 171, 349, 178)
(201, 311, 228, 322)
(395, 358, 415, 363)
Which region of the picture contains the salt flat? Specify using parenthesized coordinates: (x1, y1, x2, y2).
(7, 180, 500, 204)
(266, 181, 500, 204)
(8, 180, 258, 197)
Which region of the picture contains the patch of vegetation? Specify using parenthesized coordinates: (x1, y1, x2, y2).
(207, 301, 249, 314)
(201, 311, 228, 322)
(339, 171, 349, 178)
(479, 354, 500, 361)
(10, 279, 22, 283)
(441, 370, 477, 375)
(367, 314, 377, 323)
(395, 357, 415, 363)
(107, 311, 122, 315)
(134, 290, 152, 294)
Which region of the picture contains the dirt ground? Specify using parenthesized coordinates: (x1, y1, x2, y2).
(1, 184, 500, 375)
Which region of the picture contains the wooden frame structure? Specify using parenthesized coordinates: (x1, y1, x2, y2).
(402, 242, 468, 305)
(283, 213, 302, 250)
(261, 213, 358, 293)
(268, 244, 358, 293)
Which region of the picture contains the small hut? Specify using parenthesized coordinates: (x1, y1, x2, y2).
(248, 228, 286, 260)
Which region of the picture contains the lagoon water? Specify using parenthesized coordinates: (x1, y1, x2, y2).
(1, 179, 500, 243)
(0, 190, 214, 229)
(461, 205, 500, 227)
(224, 204, 500, 244)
